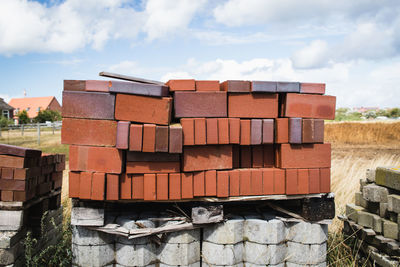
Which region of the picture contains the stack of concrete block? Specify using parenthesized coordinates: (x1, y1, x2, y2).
(71, 209, 328, 267)
(343, 167, 400, 266)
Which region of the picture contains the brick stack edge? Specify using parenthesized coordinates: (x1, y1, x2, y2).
(0, 144, 65, 202)
(62, 79, 336, 201)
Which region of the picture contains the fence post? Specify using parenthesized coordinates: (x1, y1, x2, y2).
(37, 123, 40, 145)
(52, 123, 55, 135)
(21, 124, 24, 136)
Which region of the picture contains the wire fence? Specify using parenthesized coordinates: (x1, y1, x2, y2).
(0, 122, 62, 145)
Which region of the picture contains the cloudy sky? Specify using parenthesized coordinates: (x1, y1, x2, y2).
(0, 0, 400, 108)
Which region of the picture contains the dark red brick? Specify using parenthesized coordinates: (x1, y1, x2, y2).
(155, 125, 169, 152)
(1, 168, 13, 179)
(1, 191, 13, 201)
(129, 124, 143, 151)
(262, 119, 274, 144)
(110, 80, 169, 96)
(169, 124, 183, 153)
(228, 93, 278, 118)
(263, 145, 274, 167)
(0, 155, 29, 168)
(63, 80, 86, 91)
(116, 121, 130, 149)
(220, 80, 250, 92)
(251, 119, 262, 145)
(240, 146, 252, 168)
(174, 91, 227, 118)
(252, 146, 263, 168)
(284, 93, 336, 120)
(86, 80, 110, 92)
(314, 119, 324, 143)
(289, 118, 302, 144)
(0, 144, 41, 158)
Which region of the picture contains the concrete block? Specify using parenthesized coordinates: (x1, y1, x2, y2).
(376, 167, 400, 191)
(359, 178, 368, 191)
(0, 241, 23, 266)
(0, 211, 23, 231)
(382, 219, 399, 240)
(159, 263, 200, 267)
(355, 192, 367, 208)
(362, 184, 389, 203)
(160, 221, 200, 244)
(370, 249, 400, 267)
(245, 263, 284, 267)
(202, 264, 244, 267)
(202, 241, 243, 265)
(158, 241, 200, 266)
(372, 215, 383, 234)
(380, 202, 389, 218)
(357, 211, 374, 228)
(286, 242, 327, 265)
(366, 168, 375, 182)
(287, 222, 328, 244)
(286, 263, 326, 267)
(116, 265, 155, 267)
(244, 242, 286, 265)
(0, 230, 26, 249)
(71, 207, 104, 226)
(115, 242, 156, 266)
(72, 243, 114, 267)
(345, 204, 364, 222)
(387, 194, 400, 213)
(203, 215, 244, 244)
(72, 225, 114, 245)
(244, 218, 286, 244)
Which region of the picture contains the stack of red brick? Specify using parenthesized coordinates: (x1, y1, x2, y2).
(62, 79, 335, 201)
(0, 144, 65, 202)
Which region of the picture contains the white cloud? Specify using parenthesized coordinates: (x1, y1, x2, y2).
(291, 40, 329, 69)
(107, 60, 144, 76)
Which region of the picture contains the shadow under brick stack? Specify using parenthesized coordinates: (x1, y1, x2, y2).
(63, 76, 336, 266)
(0, 144, 65, 266)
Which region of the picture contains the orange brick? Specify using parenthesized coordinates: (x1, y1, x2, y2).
(252, 146, 263, 168)
(206, 118, 218, 144)
(274, 168, 285, 195)
(251, 169, 263, 195)
(169, 173, 181, 200)
(229, 118, 240, 144)
(320, 168, 331, 193)
(229, 170, 240, 196)
(1, 191, 13, 201)
(218, 118, 229, 144)
(240, 120, 251, 145)
(182, 145, 232, 172)
(157, 174, 169, 200)
(286, 169, 297, 195)
(300, 83, 326, 94)
(1, 168, 13, 179)
(120, 173, 132, 199)
(217, 171, 229, 197)
(144, 174, 156, 200)
(239, 169, 251, 196)
(181, 118, 195, 145)
(126, 162, 180, 174)
(168, 79, 195, 91)
(277, 144, 331, 169)
(182, 173, 193, 199)
(91, 172, 105, 200)
(262, 168, 274, 195)
(194, 118, 206, 145)
(132, 174, 144, 199)
(309, 169, 320, 194)
(142, 124, 156, 152)
(79, 172, 92, 199)
(69, 171, 80, 198)
(196, 80, 220, 91)
(193, 171, 205, 197)
(297, 169, 309, 194)
(275, 118, 289, 143)
(205, 170, 217, 196)
(106, 174, 119, 200)
(129, 124, 143, 151)
(228, 93, 278, 118)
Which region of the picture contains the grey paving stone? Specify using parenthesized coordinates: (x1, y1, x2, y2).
(115, 242, 156, 266)
(346, 204, 364, 222)
(202, 241, 243, 265)
(158, 241, 200, 266)
(72, 243, 114, 267)
(244, 218, 286, 244)
(72, 225, 114, 246)
(286, 242, 327, 265)
(382, 219, 399, 240)
(362, 184, 389, 203)
(287, 222, 328, 244)
(203, 215, 244, 244)
(243, 241, 286, 265)
(387, 194, 400, 213)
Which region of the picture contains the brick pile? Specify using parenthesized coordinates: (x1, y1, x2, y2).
(342, 167, 400, 266)
(63, 79, 336, 201)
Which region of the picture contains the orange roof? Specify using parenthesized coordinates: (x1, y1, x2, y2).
(9, 96, 56, 118)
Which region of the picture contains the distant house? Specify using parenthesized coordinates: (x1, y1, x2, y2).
(8, 96, 62, 123)
(0, 98, 14, 120)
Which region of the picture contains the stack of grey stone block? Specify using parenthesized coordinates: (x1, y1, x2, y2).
(72, 208, 328, 267)
(344, 167, 400, 266)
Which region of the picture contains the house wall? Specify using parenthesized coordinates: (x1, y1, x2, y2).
(48, 98, 62, 113)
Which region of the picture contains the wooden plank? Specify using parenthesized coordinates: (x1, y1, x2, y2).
(192, 205, 223, 224)
(99, 71, 164, 85)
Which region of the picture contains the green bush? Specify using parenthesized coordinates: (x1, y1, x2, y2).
(17, 110, 30, 124)
(33, 110, 61, 123)
(0, 115, 13, 127)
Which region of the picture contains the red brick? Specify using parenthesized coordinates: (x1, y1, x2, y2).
(297, 169, 309, 194)
(217, 118, 229, 144)
(193, 171, 205, 197)
(252, 146, 263, 168)
(181, 118, 195, 145)
(91, 172, 105, 200)
(262, 119, 274, 144)
(228, 93, 278, 118)
(13, 191, 27, 202)
(251, 119, 262, 145)
(1, 168, 13, 179)
(69, 146, 123, 174)
(126, 162, 180, 174)
(217, 171, 229, 197)
(220, 80, 250, 92)
(109, 81, 168, 96)
(129, 124, 143, 151)
(240, 146, 252, 168)
(142, 124, 156, 152)
(115, 94, 172, 125)
(302, 119, 314, 143)
(182, 173, 193, 199)
(62, 91, 115, 120)
(240, 120, 251, 145)
(0, 180, 27, 191)
(116, 121, 130, 149)
(277, 144, 331, 168)
(239, 169, 251, 196)
(69, 171, 80, 198)
(62, 118, 117, 147)
(86, 80, 111, 92)
(157, 174, 169, 200)
(0, 144, 41, 158)
(205, 170, 217, 196)
(206, 118, 218, 144)
(274, 168, 285, 194)
(1, 191, 13, 201)
(169, 124, 183, 153)
(309, 169, 320, 194)
(229, 118, 240, 144)
(132, 174, 144, 199)
(320, 168, 331, 193)
(155, 126, 169, 152)
(0, 155, 28, 168)
(233, 146, 240, 168)
(229, 170, 240, 196)
(144, 174, 156, 200)
(194, 118, 206, 145)
(285, 169, 297, 195)
(64, 80, 86, 91)
(168, 79, 195, 91)
(275, 118, 289, 143)
(169, 173, 181, 200)
(174, 91, 227, 118)
(196, 80, 220, 91)
(183, 145, 232, 172)
(106, 174, 119, 200)
(300, 83, 326, 94)
(127, 151, 179, 162)
(289, 118, 302, 144)
(263, 145, 274, 167)
(262, 168, 274, 195)
(79, 172, 92, 199)
(120, 173, 132, 199)
(314, 119, 324, 143)
(284, 93, 336, 120)
(251, 169, 263, 195)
